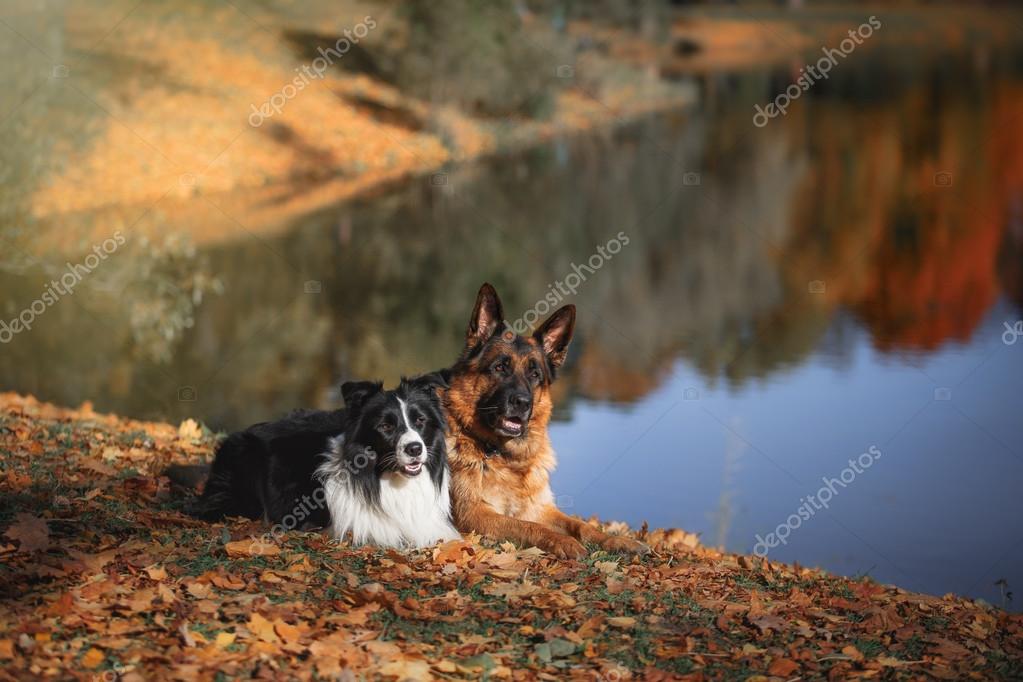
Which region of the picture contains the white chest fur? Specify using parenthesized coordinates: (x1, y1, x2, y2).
(318, 437, 461, 548)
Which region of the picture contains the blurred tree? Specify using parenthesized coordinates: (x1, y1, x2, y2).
(528, 0, 671, 41)
(379, 0, 570, 117)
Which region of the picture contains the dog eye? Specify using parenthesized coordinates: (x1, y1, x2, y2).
(378, 422, 394, 434)
(529, 369, 542, 382)
(414, 415, 427, 428)
(493, 360, 509, 375)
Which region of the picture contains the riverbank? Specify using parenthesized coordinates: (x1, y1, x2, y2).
(13, 0, 695, 253)
(1, 392, 1020, 680)
(10, 2, 1023, 256)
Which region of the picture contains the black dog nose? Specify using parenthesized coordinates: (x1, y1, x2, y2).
(508, 392, 532, 411)
(404, 442, 423, 458)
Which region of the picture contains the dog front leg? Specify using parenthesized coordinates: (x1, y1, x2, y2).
(540, 506, 649, 555)
(458, 504, 587, 559)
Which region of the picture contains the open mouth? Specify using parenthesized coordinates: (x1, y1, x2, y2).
(496, 416, 525, 437)
(402, 461, 423, 476)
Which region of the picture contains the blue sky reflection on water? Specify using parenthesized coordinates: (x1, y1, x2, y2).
(551, 298, 1023, 608)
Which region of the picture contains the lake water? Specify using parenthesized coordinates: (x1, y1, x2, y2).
(2, 45, 1022, 608)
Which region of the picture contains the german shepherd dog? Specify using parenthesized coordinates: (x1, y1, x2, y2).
(442, 284, 649, 559)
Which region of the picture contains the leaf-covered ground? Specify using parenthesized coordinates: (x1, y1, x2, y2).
(1, 393, 1021, 680)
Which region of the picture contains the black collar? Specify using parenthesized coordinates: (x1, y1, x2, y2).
(466, 429, 504, 459)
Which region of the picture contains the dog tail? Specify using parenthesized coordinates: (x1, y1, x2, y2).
(164, 463, 215, 519)
(185, 431, 267, 521)
(164, 463, 210, 491)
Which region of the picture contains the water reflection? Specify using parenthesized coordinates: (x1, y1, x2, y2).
(3, 47, 1022, 425)
(2, 45, 1022, 605)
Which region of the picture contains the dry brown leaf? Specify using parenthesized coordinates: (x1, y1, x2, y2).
(81, 647, 105, 668)
(214, 632, 236, 648)
(877, 656, 910, 667)
(4, 513, 49, 553)
(842, 644, 865, 662)
(248, 613, 279, 644)
(146, 565, 167, 581)
(576, 615, 606, 639)
(209, 573, 246, 590)
(607, 616, 636, 629)
(379, 658, 431, 679)
(187, 582, 212, 598)
(225, 539, 279, 558)
(178, 419, 203, 440)
(485, 581, 542, 600)
(274, 619, 303, 642)
(433, 539, 474, 565)
(768, 657, 800, 676)
(748, 613, 786, 635)
(157, 583, 176, 604)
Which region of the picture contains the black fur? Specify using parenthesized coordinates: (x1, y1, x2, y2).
(186, 373, 448, 530)
(319, 375, 448, 511)
(190, 408, 344, 527)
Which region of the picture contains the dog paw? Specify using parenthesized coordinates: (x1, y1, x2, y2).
(543, 536, 588, 560)
(602, 536, 650, 555)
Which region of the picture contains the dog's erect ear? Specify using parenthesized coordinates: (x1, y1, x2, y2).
(466, 283, 504, 351)
(533, 304, 575, 368)
(341, 380, 383, 413)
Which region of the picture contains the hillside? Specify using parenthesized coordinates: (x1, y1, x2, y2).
(1, 393, 1020, 680)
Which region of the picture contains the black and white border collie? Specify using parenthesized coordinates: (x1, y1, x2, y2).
(316, 378, 460, 547)
(186, 374, 459, 549)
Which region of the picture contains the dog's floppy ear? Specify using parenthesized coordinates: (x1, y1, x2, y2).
(466, 283, 504, 351)
(407, 371, 449, 392)
(341, 380, 383, 413)
(533, 304, 575, 369)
